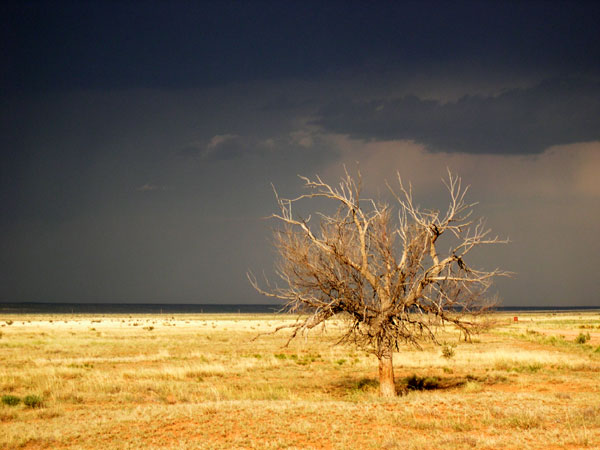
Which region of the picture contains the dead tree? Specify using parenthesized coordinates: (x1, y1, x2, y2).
(249, 169, 508, 397)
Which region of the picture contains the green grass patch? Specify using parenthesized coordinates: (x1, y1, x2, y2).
(1, 394, 20, 406)
(575, 332, 591, 344)
(23, 394, 44, 408)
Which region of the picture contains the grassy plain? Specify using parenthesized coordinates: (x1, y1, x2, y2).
(1, 311, 600, 449)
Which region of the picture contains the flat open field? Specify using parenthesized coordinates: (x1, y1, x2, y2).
(1, 311, 600, 449)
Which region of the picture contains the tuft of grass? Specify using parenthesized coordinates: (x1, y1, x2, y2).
(506, 411, 543, 429)
(67, 362, 94, 369)
(1, 394, 20, 406)
(441, 343, 456, 359)
(462, 380, 483, 393)
(450, 419, 473, 432)
(575, 332, 591, 344)
(516, 363, 543, 373)
(23, 394, 44, 409)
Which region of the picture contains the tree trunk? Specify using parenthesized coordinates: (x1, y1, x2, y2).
(378, 352, 396, 397)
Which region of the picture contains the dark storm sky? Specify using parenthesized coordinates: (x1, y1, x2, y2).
(2, 0, 600, 306)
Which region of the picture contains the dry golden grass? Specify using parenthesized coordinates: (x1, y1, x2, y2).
(1, 311, 599, 449)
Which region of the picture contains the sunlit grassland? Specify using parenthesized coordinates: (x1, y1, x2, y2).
(1, 311, 600, 449)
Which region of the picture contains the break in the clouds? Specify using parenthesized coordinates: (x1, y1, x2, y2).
(316, 78, 600, 154)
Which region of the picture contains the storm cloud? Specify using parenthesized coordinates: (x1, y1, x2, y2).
(2, 1, 600, 307)
(316, 78, 600, 154)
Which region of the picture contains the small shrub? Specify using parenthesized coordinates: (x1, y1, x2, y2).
(274, 353, 287, 360)
(23, 395, 44, 408)
(1, 395, 20, 406)
(336, 358, 347, 366)
(422, 377, 441, 389)
(575, 332, 590, 344)
(441, 343, 456, 359)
